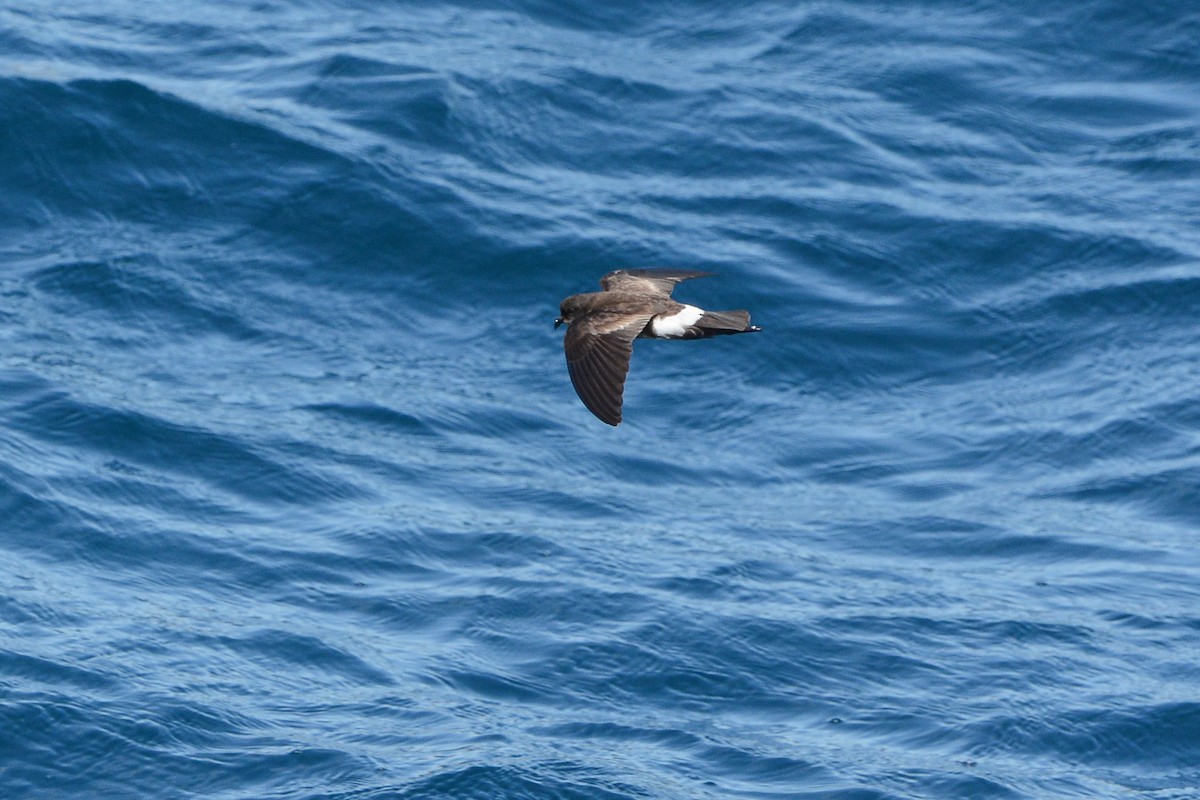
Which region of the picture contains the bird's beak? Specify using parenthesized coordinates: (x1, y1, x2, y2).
(554, 317, 564, 329)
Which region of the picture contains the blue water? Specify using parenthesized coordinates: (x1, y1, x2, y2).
(3, 1, 1199, 798)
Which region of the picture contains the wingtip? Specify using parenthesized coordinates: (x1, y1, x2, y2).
(599, 410, 622, 426)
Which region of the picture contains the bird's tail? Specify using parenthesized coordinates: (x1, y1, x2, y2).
(698, 309, 761, 335)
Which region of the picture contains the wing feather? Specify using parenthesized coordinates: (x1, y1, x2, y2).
(599, 268, 714, 297)
(563, 313, 652, 425)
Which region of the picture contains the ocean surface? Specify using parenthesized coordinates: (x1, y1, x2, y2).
(2, 2, 1199, 798)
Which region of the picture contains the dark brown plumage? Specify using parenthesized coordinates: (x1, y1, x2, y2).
(555, 268, 760, 425)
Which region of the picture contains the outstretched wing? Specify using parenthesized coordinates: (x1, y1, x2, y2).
(599, 268, 714, 297)
(563, 312, 653, 426)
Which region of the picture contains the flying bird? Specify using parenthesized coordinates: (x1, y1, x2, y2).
(555, 268, 760, 425)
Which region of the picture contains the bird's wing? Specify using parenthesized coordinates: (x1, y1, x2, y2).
(599, 268, 714, 297)
(563, 312, 653, 426)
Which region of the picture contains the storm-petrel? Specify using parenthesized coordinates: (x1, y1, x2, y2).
(555, 268, 761, 426)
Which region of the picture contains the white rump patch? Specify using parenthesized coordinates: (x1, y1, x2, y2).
(651, 304, 704, 338)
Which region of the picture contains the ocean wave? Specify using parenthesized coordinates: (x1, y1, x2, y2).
(2, 1, 1199, 799)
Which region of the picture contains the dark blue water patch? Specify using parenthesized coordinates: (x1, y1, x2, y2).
(0, 689, 317, 800)
(292, 56, 455, 144)
(507, 612, 924, 717)
(532, 720, 701, 749)
(240, 164, 460, 290)
(4, 514, 265, 599)
(0, 77, 329, 228)
(869, 521, 1151, 565)
(1018, 3, 1200, 82)
(1047, 465, 1200, 526)
(760, 4, 915, 64)
(0, 469, 98, 563)
(30, 257, 266, 342)
(201, 629, 396, 687)
(1095, 122, 1200, 180)
(403, 529, 569, 572)
(817, 613, 1096, 659)
(9, 390, 368, 507)
(299, 402, 439, 438)
(369, 764, 644, 800)
(967, 701, 1200, 772)
(866, 219, 1191, 326)
(693, 741, 825, 787)
(512, 0, 672, 34)
(0, 76, 460, 301)
(0, 590, 75, 628)
(1018, 271, 1200, 327)
(972, 414, 1187, 476)
(526, 721, 908, 800)
(901, 772, 1021, 800)
(5, 7, 280, 73)
(0, 650, 116, 692)
(1096, 608, 1194, 633)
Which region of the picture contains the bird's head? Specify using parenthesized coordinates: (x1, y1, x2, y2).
(555, 296, 583, 329)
